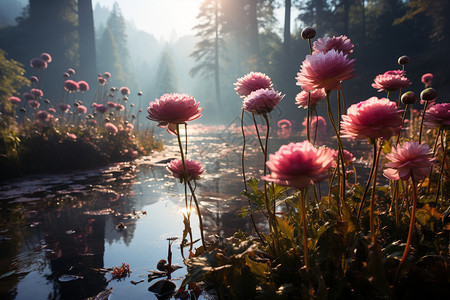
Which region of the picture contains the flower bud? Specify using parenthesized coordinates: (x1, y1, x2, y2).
(301, 27, 316, 40)
(420, 88, 437, 101)
(44, 99, 51, 104)
(137, 91, 143, 96)
(398, 55, 409, 65)
(401, 91, 417, 105)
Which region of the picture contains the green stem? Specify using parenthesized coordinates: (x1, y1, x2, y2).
(300, 189, 309, 272)
(396, 104, 409, 145)
(263, 114, 278, 248)
(326, 92, 347, 213)
(434, 130, 447, 205)
(176, 124, 206, 250)
(370, 139, 382, 245)
(252, 114, 265, 153)
(395, 174, 418, 284)
(307, 93, 311, 142)
(357, 138, 377, 221)
(419, 101, 429, 144)
(307, 39, 313, 55)
(426, 128, 441, 195)
(241, 109, 265, 243)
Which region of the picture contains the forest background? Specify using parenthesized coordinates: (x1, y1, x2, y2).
(1, 0, 449, 125)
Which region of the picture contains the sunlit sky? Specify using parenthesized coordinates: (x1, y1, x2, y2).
(93, 0, 292, 41)
(93, 0, 205, 40)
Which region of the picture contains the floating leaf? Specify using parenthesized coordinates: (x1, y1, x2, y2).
(148, 279, 176, 298)
(94, 287, 113, 300)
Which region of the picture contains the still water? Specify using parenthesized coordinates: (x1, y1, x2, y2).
(0, 122, 372, 299)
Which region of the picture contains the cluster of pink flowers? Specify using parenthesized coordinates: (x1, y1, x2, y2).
(372, 70, 411, 92)
(64, 80, 80, 92)
(235, 72, 284, 116)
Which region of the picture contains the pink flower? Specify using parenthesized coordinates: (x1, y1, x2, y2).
(28, 100, 40, 109)
(331, 149, 356, 168)
(120, 87, 130, 95)
(103, 72, 111, 78)
(40, 53, 52, 63)
(234, 72, 273, 97)
(30, 57, 47, 69)
(116, 104, 125, 111)
(66, 133, 77, 140)
(8, 96, 21, 105)
(30, 88, 43, 98)
(23, 92, 35, 100)
(147, 93, 203, 135)
(421, 73, 433, 87)
(167, 159, 204, 182)
(67, 68, 75, 75)
(36, 110, 50, 122)
(98, 77, 107, 85)
(64, 80, 79, 92)
(313, 35, 354, 56)
(423, 102, 450, 129)
(126, 123, 134, 132)
(383, 142, 435, 181)
(341, 97, 403, 140)
(29, 76, 38, 83)
(303, 115, 327, 132)
(57, 103, 71, 112)
(105, 122, 118, 134)
(372, 70, 411, 92)
(95, 104, 108, 114)
(78, 81, 89, 92)
(295, 88, 326, 108)
(242, 88, 284, 115)
(48, 108, 56, 114)
(107, 101, 117, 108)
(262, 141, 334, 189)
(77, 105, 87, 114)
(296, 49, 355, 92)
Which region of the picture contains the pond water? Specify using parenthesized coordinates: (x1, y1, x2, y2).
(0, 121, 374, 299)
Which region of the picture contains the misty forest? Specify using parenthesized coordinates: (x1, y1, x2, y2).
(0, 0, 449, 299)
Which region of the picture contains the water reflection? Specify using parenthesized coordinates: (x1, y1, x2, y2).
(0, 127, 373, 299)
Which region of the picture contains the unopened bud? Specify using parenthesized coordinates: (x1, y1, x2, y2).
(420, 87, 437, 101)
(301, 27, 316, 40)
(401, 91, 417, 105)
(398, 55, 409, 65)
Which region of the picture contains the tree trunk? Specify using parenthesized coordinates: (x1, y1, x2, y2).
(78, 0, 97, 84)
(214, 0, 221, 105)
(283, 0, 291, 58)
(247, 0, 259, 68)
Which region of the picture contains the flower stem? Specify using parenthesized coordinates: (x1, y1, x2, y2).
(369, 139, 382, 245)
(300, 189, 309, 272)
(357, 138, 377, 221)
(241, 109, 265, 243)
(176, 124, 207, 250)
(326, 92, 346, 213)
(434, 130, 447, 205)
(307, 93, 311, 142)
(426, 128, 441, 195)
(419, 101, 429, 144)
(396, 104, 409, 145)
(252, 114, 265, 153)
(395, 174, 418, 284)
